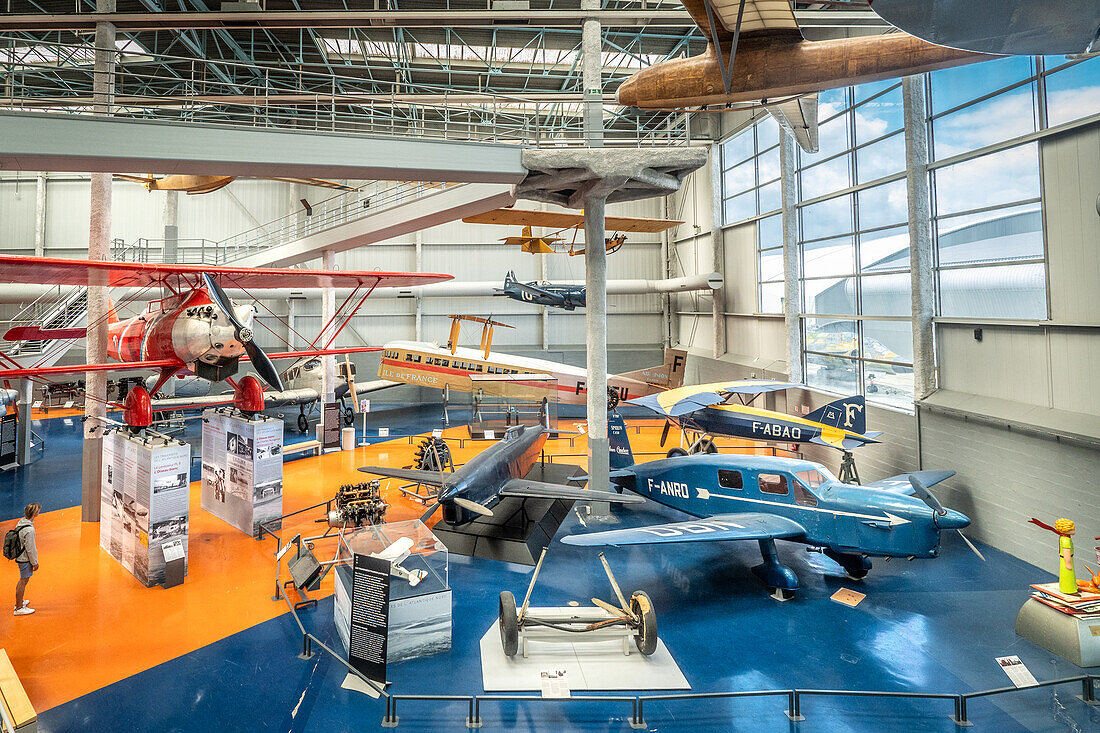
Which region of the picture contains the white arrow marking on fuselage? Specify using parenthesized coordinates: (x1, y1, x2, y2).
(690, 488, 910, 526)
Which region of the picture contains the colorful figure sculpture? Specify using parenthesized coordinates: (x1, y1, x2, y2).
(1029, 518, 1078, 594)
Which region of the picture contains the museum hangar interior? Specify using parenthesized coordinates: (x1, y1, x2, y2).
(0, 0, 1098, 731)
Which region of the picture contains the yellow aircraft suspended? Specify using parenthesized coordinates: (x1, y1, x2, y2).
(113, 174, 354, 195)
(464, 207, 682, 256)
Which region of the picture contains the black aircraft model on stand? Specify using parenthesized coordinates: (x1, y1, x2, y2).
(358, 416, 642, 526)
(494, 271, 586, 311)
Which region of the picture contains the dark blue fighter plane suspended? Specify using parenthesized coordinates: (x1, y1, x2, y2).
(562, 414, 979, 600)
(359, 418, 641, 527)
(494, 271, 587, 311)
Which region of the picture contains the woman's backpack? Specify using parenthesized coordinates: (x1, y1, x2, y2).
(3, 526, 27, 560)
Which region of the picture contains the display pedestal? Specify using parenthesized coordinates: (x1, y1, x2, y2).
(479, 619, 689, 692)
(200, 409, 284, 537)
(1016, 598, 1100, 667)
(334, 521, 451, 682)
(431, 462, 580, 565)
(99, 429, 191, 587)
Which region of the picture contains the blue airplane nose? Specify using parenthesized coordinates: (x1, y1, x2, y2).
(935, 508, 970, 530)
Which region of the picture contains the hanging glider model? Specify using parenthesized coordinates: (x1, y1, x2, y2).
(359, 416, 644, 527)
(628, 381, 883, 452)
(378, 315, 688, 408)
(561, 414, 979, 600)
(0, 256, 451, 425)
(495, 271, 586, 311)
(615, 0, 987, 152)
(114, 174, 354, 195)
(463, 208, 682, 256)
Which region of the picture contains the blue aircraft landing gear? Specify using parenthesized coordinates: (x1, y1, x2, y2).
(824, 548, 872, 580)
(752, 539, 799, 601)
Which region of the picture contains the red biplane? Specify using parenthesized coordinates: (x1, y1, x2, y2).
(0, 256, 452, 425)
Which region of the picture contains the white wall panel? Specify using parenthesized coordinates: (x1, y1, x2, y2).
(0, 177, 37, 249)
(1042, 124, 1100, 323)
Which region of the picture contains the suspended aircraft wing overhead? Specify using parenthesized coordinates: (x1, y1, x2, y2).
(0, 255, 453, 290)
(464, 208, 683, 233)
(765, 94, 819, 153)
(498, 478, 645, 505)
(863, 470, 956, 495)
(628, 379, 800, 417)
(561, 512, 806, 547)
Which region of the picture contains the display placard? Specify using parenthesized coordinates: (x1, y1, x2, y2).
(0, 412, 16, 466)
(350, 553, 391, 682)
(322, 402, 342, 449)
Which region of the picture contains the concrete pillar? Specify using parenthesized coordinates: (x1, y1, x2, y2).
(16, 380, 32, 466)
(580, 0, 604, 149)
(33, 173, 46, 258)
(903, 75, 935, 401)
(414, 231, 423, 342)
(662, 195, 677, 348)
(584, 195, 610, 497)
(321, 249, 337, 403)
(81, 2, 116, 522)
(538, 252, 550, 349)
(779, 132, 803, 383)
(163, 189, 179, 262)
(709, 144, 726, 359)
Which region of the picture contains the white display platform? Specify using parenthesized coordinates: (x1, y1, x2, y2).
(479, 615, 690, 692)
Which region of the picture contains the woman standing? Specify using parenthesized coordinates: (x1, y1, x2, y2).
(13, 502, 40, 616)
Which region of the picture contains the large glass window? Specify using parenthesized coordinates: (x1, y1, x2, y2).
(929, 56, 1050, 320)
(721, 115, 781, 226)
(715, 55, 1094, 410)
(757, 213, 784, 314)
(796, 81, 915, 409)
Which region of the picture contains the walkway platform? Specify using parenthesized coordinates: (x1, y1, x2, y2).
(0, 112, 527, 184)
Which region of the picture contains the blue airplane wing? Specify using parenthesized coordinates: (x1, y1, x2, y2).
(499, 478, 645, 504)
(627, 381, 800, 418)
(862, 470, 956, 494)
(560, 512, 806, 547)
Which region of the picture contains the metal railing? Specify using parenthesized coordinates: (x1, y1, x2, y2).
(218, 181, 456, 261)
(107, 181, 461, 266)
(0, 37, 694, 148)
(376, 675, 1098, 729)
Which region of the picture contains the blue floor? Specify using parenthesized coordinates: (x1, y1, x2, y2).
(5, 405, 1094, 732)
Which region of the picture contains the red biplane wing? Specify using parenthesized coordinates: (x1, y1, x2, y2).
(0, 256, 452, 290)
(0, 346, 384, 380)
(0, 358, 183, 379)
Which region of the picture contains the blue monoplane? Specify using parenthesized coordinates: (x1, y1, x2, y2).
(494, 271, 586, 311)
(562, 414, 980, 600)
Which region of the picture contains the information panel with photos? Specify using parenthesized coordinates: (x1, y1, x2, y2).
(200, 409, 284, 537)
(99, 429, 191, 587)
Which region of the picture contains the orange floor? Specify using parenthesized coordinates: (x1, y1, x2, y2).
(0, 421, 785, 713)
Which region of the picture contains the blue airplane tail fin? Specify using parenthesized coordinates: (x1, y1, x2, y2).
(806, 394, 868, 435)
(608, 411, 636, 470)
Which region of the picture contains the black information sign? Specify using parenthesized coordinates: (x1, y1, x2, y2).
(322, 402, 342, 450)
(0, 413, 16, 466)
(349, 553, 391, 682)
